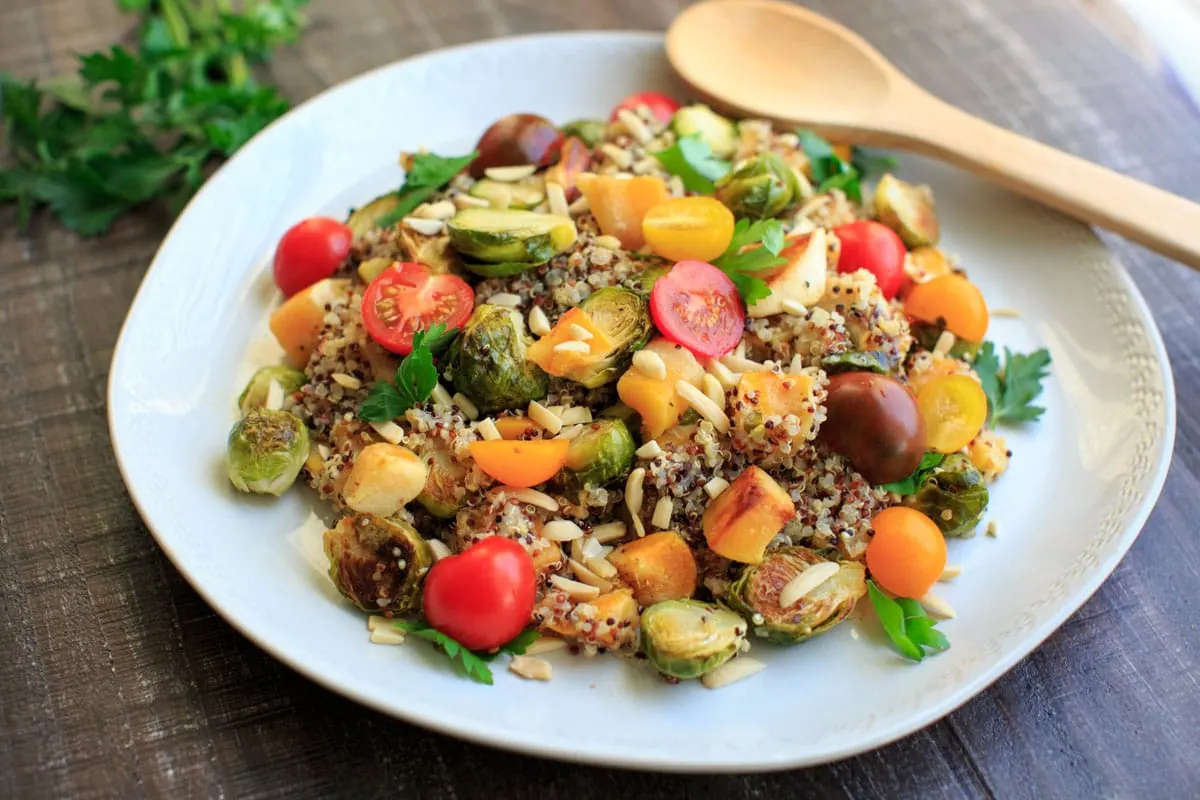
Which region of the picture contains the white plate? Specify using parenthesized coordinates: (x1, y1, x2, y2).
(107, 32, 1175, 772)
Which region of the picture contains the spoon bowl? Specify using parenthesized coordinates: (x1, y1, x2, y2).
(666, 0, 1200, 270)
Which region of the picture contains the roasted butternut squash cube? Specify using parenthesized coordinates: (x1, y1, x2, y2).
(616, 338, 705, 439)
(608, 531, 697, 605)
(576, 173, 668, 250)
(527, 307, 617, 380)
(732, 371, 820, 444)
(269, 278, 350, 368)
(702, 466, 795, 564)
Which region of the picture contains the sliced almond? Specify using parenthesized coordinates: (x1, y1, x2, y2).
(369, 420, 406, 445)
(549, 574, 600, 600)
(781, 299, 807, 316)
(546, 181, 570, 217)
(401, 216, 445, 236)
(509, 654, 553, 681)
(918, 592, 957, 619)
(590, 521, 627, 543)
(427, 539, 453, 561)
(555, 424, 584, 440)
(264, 379, 285, 411)
(651, 496, 673, 530)
(568, 323, 594, 341)
(506, 487, 560, 513)
(703, 476, 729, 498)
(635, 440, 663, 459)
(625, 468, 646, 537)
(586, 556, 618, 580)
(558, 406, 593, 425)
(675, 380, 730, 434)
(476, 418, 501, 441)
(542, 520, 585, 542)
(552, 340, 591, 354)
(701, 657, 765, 690)
(529, 305, 552, 337)
(632, 349, 667, 380)
(778, 562, 841, 608)
(369, 627, 407, 646)
(484, 164, 537, 182)
(528, 400, 563, 434)
(569, 558, 614, 593)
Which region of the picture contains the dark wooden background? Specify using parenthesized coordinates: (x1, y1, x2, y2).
(3, 0, 1199, 797)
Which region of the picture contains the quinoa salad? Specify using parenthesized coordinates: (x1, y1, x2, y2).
(226, 92, 1050, 687)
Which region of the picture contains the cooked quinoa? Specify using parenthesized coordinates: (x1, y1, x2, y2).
(233, 99, 1038, 683)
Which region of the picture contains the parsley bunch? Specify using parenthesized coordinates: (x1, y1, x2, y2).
(972, 342, 1052, 425)
(651, 134, 730, 194)
(711, 218, 788, 305)
(0, 0, 309, 235)
(397, 620, 540, 685)
(796, 129, 897, 203)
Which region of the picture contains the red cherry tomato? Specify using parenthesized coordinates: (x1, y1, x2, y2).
(422, 537, 536, 651)
(650, 260, 744, 358)
(833, 220, 907, 300)
(361, 262, 473, 355)
(272, 217, 352, 297)
(609, 91, 681, 123)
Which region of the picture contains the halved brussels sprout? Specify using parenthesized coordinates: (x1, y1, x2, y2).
(640, 599, 746, 679)
(323, 513, 433, 613)
(904, 454, 989, 537)
(911, 322, 980, 361)
(671, 104, 737, 158)
(574, 287, 653, 387)
(347, 192, 401, 239)
(357, 257, 393, 284)
(560, 118, 606, 148)
(726, 546, 866, 645)
(561, 418, 635, 490)
(873, 173, 939, 248)
(226, 409, 310, 496)
(445, 304, 549, 413)
(397, 228, 466, 277)
(447, 208, 577, 264)
(820, 351, 890, 376)
(624, 260, 672, 295)
(468, 177, 546, 210)
(416, 440, 468, 518)
(714, 152, 801, 219)
(237, 365, 306, 413)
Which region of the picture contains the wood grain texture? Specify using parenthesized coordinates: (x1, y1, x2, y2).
(2, 0, 1198, 797)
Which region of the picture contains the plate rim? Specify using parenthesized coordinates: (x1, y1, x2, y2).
(106, 30, 1178, 773)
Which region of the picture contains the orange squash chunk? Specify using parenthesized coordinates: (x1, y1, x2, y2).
(607, 531, 697, 606)
(702, 466, 795, 564)
(616, 338, 705, 439)
(575, 173, 668, 250)
(268, 278, 350, 368)
(527, 308, 617, 380)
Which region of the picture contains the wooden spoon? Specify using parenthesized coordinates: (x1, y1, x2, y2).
(666, 0, 1200, 269)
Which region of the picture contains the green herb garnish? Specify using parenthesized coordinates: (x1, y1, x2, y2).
(358, 324, 456, 422)
(1, 0, 309, 235)
(396, 621, 541, 685)
(711, 218, 789, 305)
(971, 342, 1052, 425)
(796, 129, 864, 203)
(651, 134, 731, 194)
(375, 151, 478, 228)
(878, 452, 946, 495)
(866, 580, 950, 662)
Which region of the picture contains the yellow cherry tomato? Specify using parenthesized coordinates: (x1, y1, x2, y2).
(641, 197, 735, 262)
(904, 274, 989, 342)
(866, 506, 946, 598)
(916, 374, 989, 454)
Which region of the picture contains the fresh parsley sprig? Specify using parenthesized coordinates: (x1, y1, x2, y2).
(358, 324, 456, 422)
(866, 581, 950, 662)
(375, 151, 479, 228)
(972, 342, 1052, 425)
(795, 130, 896, 204)
(1, 0, 309, 235)
(651, 134, 731, 194)
(879, 452, 945, 495)
(711, 218, 789, 306)
(396, 620, 541, 685)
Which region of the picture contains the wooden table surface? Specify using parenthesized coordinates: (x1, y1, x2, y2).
(3, 0, 1199, 797)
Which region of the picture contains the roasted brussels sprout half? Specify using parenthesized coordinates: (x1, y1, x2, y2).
(727, 546, 866, 645)
(574, 287, 653, 387)
(559, 118, 606, 148)
(397, 227, 467, 277)
(417, 440, 468, 518)
(561, 418, 635, 490)
(237, 365, 306, 413)
(873, 173, 939, 248)
(624, 260, 672, 295)
(447, 208, 576, 264)
(323, 513, 433, 613)
(468, 176, 546, 210)
(820, 351, 890, 376)
(346, 192, 401, 239)
(904, 454, 989, 537)
(640, 599, 746, 679)
(714, 152, 801, 220)
(671, 104, 737, 158)
(446, 304, 549, 413)
(911, 322, 980, 361)
(357, 257, 392, 284)
(226, 409, 310, 496)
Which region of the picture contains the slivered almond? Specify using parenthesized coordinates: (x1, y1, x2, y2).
(523, 636, 567, 656)
(779, 562, 841, 608)
(600, 143, 633, 169)
(431, 382, 453, 407)
(781, 299, 807, 316)
(568, 195, 591, 215)
(413, 200, 456, 220)
(702, 374, 725, 407)
(452, 392, 479, 420)
(477, 418, 501, 441)
(991, 307, 1020, 318)
(569, 559, 613, 593)
(706, 358, 739, 391)
(675, 380, 730, 433)
(264, 380, 285, 411)
(427, 539, 452, 561)
(616, 108, 653, 144)
(651, 497, 673, 530)
(546, 181, 570, 217)
(529, 306, 552, 336)
(625, 468, 646, 537)
(632, 349, 667, 380)
(487, 292, 522, 308)
(594, 234, 622, 251)
(635, 440, 663, 459)
(568, 323, 593, 341)
(933, 330, 957, 357)
(549, 574, 600, 600)
(939, 564, 963, 582)
(720, 354, 772, 373)
(369, 627, 407, 646)
(918, 592, 957, 619)
(402, 217, 444, 236)
(331, 372, 362, 390)
(703, 476, 730, 499)
(555, 424, 584, 440)
(552, 340, 591, 354)
(369, 420, 405, 445)
(509, 654, 553, 681)
(591, 521, 627, 543)
(453, 193, 491, 209)
(586, 556, 618, 579)
(701, 657, 765, 689)
(367, 616, 392, 632)
(484, 164, 537, 181)
(558, 406, 593, 425)
(542, 520, 585, 542)
(789, 354, 806, 374)
(528, 400, 563, 434)
(506, 488, 559, 512)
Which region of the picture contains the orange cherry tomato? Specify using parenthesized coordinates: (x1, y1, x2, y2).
(904, 274, 989, 342)
(642, 197, 735, 262)
(865, 506, 947, 598)
(469, 439, 570, 487)
(917, 375, 989, 454)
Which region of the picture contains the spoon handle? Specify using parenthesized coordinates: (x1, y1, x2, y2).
(896, 96, 1200, 270)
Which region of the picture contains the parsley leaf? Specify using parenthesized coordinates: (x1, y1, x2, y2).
(796, 128, 864, 203)
(375, 151, 478, 228)
(358, 323, 454, 422)
(852, 148, 899, 177)
(866, 581, 950, 662)
(972, 342, 1052, 425)
(396, 623, 543, 684)
(878, 452, 945, 495)
(711, 218, 789, 305)
(651, 134, 730, 194)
